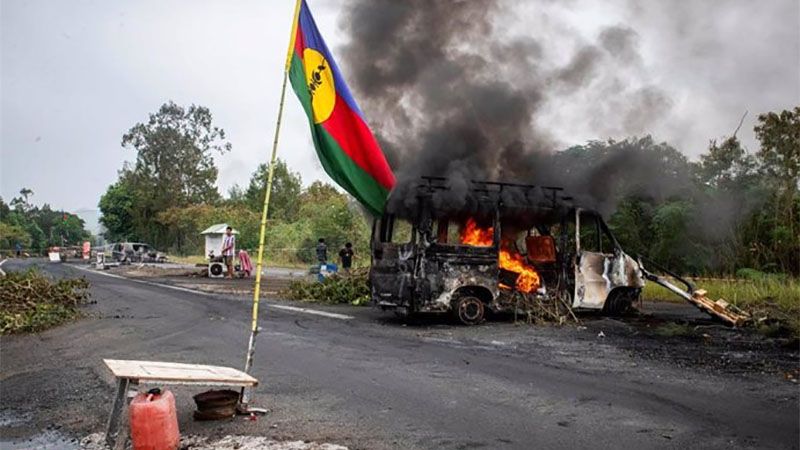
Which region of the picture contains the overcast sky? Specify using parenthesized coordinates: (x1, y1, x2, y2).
(2, 0, 798, 212)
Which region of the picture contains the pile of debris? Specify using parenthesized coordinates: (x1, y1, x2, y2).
(283, 269, 370, 305)
(511, 290, 579, 325)
(0, 269, 90, 333)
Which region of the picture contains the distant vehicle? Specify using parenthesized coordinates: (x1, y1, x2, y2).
(107, 242, 168, 264)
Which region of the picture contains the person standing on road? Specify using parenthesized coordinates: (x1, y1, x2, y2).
(316, 238, 327, 265)
(221, 226, 236, 279)
(339, 242, 354, 274)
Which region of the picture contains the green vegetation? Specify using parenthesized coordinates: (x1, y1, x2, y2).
(99, 101, 230, 247)
(0, 189, 91, 254)
(238, 160, 303, 222)
(283, 269, 370, 305)
(642, 274, 799, 307)
(0, 269, 90, 334)
(601, 108, 799, 276)
(98, 102, 370, 264)
(152, 180, 371, 265)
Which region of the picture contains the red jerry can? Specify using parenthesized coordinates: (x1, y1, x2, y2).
(129, 388, 180, 450)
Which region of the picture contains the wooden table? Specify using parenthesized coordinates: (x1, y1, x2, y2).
(103, 359, 258, 449)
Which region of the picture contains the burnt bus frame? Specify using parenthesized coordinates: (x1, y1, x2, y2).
(369, 179, 578, 314)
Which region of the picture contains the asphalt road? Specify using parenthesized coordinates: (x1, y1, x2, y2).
(1, 259, 798, 449)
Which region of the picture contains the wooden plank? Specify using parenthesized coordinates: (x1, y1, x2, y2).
(103, 359, 258, 386)
(689, 291, 750, 327)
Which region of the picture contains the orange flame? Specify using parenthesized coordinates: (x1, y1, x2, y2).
(499, 247, 540, 293)
(460, 218, 494, 246)
(460, 218, 541, 293)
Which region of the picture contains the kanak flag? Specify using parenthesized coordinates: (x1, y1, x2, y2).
(286, 0, 395, 215)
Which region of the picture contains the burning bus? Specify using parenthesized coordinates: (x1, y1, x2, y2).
(369, 177, 751, 326)
(369, 177, 645, 324)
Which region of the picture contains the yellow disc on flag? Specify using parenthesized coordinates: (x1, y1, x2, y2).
(303, 48, 336, 124)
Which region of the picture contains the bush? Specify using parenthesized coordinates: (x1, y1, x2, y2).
(0, 269, 90, 334)
(282, 269, 370, 305)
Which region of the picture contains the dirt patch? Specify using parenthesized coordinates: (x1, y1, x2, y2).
(108, 264, 197, 278)
(583, 307, 800, 378)
(105, 264, 308, 298)
(376, 301, 800, 380)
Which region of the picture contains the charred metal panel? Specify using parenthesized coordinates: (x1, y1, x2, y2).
(370, 237, 501, 314)
(609, 253, 646, 289)
(370, 242, 416, 308)
(574, 251, 645, 309)
(427, 259, 498, 311)
(574, 251, 609, 309)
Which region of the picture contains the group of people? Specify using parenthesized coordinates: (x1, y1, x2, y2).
(316, 238, 354, 273)
(218, 227, 356, 278)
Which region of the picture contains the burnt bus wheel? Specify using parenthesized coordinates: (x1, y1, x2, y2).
(603, 288, 638, 316)
(454, 296, 485, 325)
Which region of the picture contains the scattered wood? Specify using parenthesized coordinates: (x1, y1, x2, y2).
(690, 289, 750, 327)
(512, 290, 579, 325)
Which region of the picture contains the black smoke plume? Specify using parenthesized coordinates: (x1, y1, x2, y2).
(338, 0, 680, 216)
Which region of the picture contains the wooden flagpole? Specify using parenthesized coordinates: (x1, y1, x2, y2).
(239, 68, 288, 409)
(240, 0, 301, 409)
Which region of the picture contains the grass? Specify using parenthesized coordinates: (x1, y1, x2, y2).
(643, 275, 800, 337)
(642, 276, 799, 306)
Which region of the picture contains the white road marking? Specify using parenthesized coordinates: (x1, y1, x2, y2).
(268, 304, 353, 320)
(0, 258, 6, 276)
(71, 264, 354, 320)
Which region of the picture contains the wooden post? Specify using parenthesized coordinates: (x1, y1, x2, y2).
(239, 0, 301, 409)
(240, 73, 290, 407)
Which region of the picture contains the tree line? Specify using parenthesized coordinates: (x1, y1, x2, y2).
(0, 189, 90, 253)
(600, 108, 798, 276)
(98, 101, 370, 264)
(97, 101, 798, 275)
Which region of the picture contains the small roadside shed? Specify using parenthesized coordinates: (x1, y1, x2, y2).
(200, 223, 238, 258)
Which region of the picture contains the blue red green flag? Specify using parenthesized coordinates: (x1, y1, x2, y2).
(285, 0, 395, 215)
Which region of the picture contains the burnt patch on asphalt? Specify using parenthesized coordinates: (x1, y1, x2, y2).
(577, 309, 799, 377)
